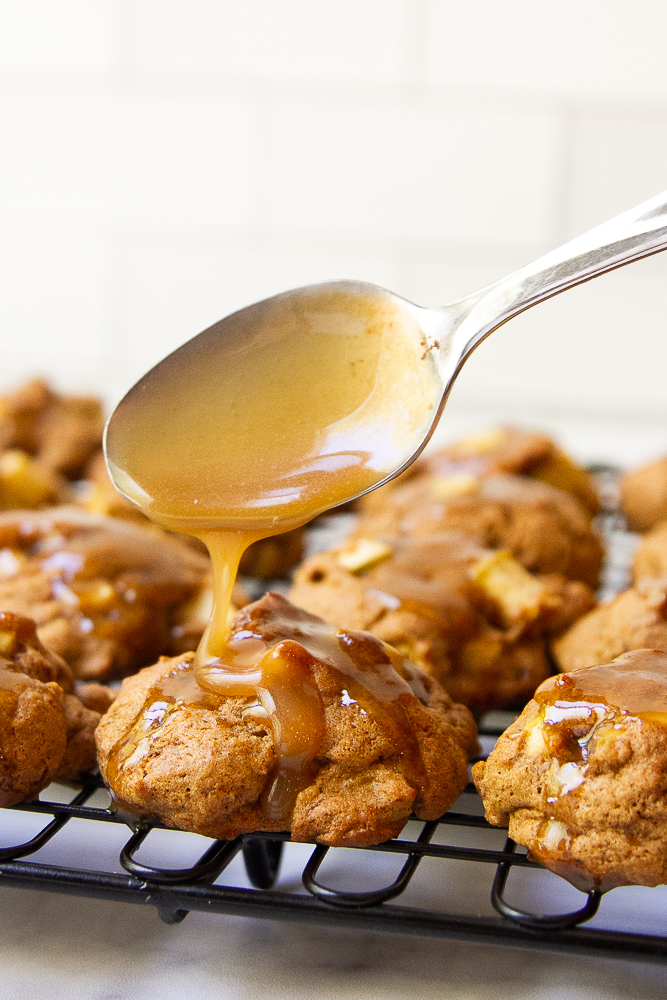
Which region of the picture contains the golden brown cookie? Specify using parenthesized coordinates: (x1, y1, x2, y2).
(553, 578, 667, 674)
(0, 610, 111, 801)
(620, 457, 667, 533)
(0, 608, 75, 690)
(0, 449, 70, 511)
(632, 521, 667, 582)
(74, 681, 117, 715)
(473, 649, 667, 891)
(0, 378, 104, 480)
(360, 427, 599, 516)
(289, 532, 594, 712)
(0, 507, 210, 680)
(355, 473, 603, 587)
(96, 593, 477, 846)
(423, 427, 599, 513)
(0, 612, 68, 804)
(57, 687, 112, 783)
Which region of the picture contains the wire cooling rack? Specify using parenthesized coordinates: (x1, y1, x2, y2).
(1, 466, 666, 962)
(2, 715, 666, 962)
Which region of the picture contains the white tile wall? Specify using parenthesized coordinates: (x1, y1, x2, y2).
(424, 1, 667, 102)
(399, 249, 529, 309)
(0, 0, 666, 462)
(264, 100, 561, 247)
(447, 255, 667, 417)
(0, 1, 117, 75)
(567, 110, 667, 235)
(131, 0, 412, 85)
(0, 225, 113, 389)
(0, 92, 254, 226)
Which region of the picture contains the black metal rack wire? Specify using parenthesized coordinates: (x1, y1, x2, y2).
(1, 712, 666, 963)
(1, 465, 665, 961)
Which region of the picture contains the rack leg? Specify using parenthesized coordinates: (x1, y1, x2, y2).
(242, 838, 284, 888)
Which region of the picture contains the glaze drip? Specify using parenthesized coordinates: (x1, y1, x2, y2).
(107, 594, 428, 823)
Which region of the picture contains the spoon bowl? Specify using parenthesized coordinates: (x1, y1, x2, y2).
(105, 190, 667, 533)
(104, 280, 444, 532)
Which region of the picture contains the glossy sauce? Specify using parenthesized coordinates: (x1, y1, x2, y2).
(104, 285, 439, 822)
(535, 649, 667, 728)
(529, 650, 667, 868)
(106, 285, 440, 647)
(106, 594, 428, 821)
(105, 286, 439, 532)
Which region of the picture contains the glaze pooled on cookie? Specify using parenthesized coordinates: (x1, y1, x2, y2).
(418, 427, 599, 514)
(96, 593, 477, 846)
(473, 648, 667, 891)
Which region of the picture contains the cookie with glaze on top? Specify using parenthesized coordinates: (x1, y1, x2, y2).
(473, 649, 667, 892)
(355, 473, 603, 587)
(0, 507, 211, 681)
(360, 426, 599, 516)
(289, 532, 594, 712)
(96, 593, 478, 847)
(0, 377, 104, 481)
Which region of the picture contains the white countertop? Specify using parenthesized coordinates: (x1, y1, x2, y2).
(1, 882, 666, 1000)
(1, 788, 667, 1000)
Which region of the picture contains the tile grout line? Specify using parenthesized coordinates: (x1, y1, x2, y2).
(549, 104, 578, 246)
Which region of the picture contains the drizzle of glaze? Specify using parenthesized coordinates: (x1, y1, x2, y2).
(536, 649, 667, 723)
(105, 661, 213, 790)
(106, 593, 430, 824)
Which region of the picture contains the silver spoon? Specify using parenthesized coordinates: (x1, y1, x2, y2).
(105, 190, 667, 529)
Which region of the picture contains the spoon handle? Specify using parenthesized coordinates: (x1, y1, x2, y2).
(449, 189, 667, 365)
